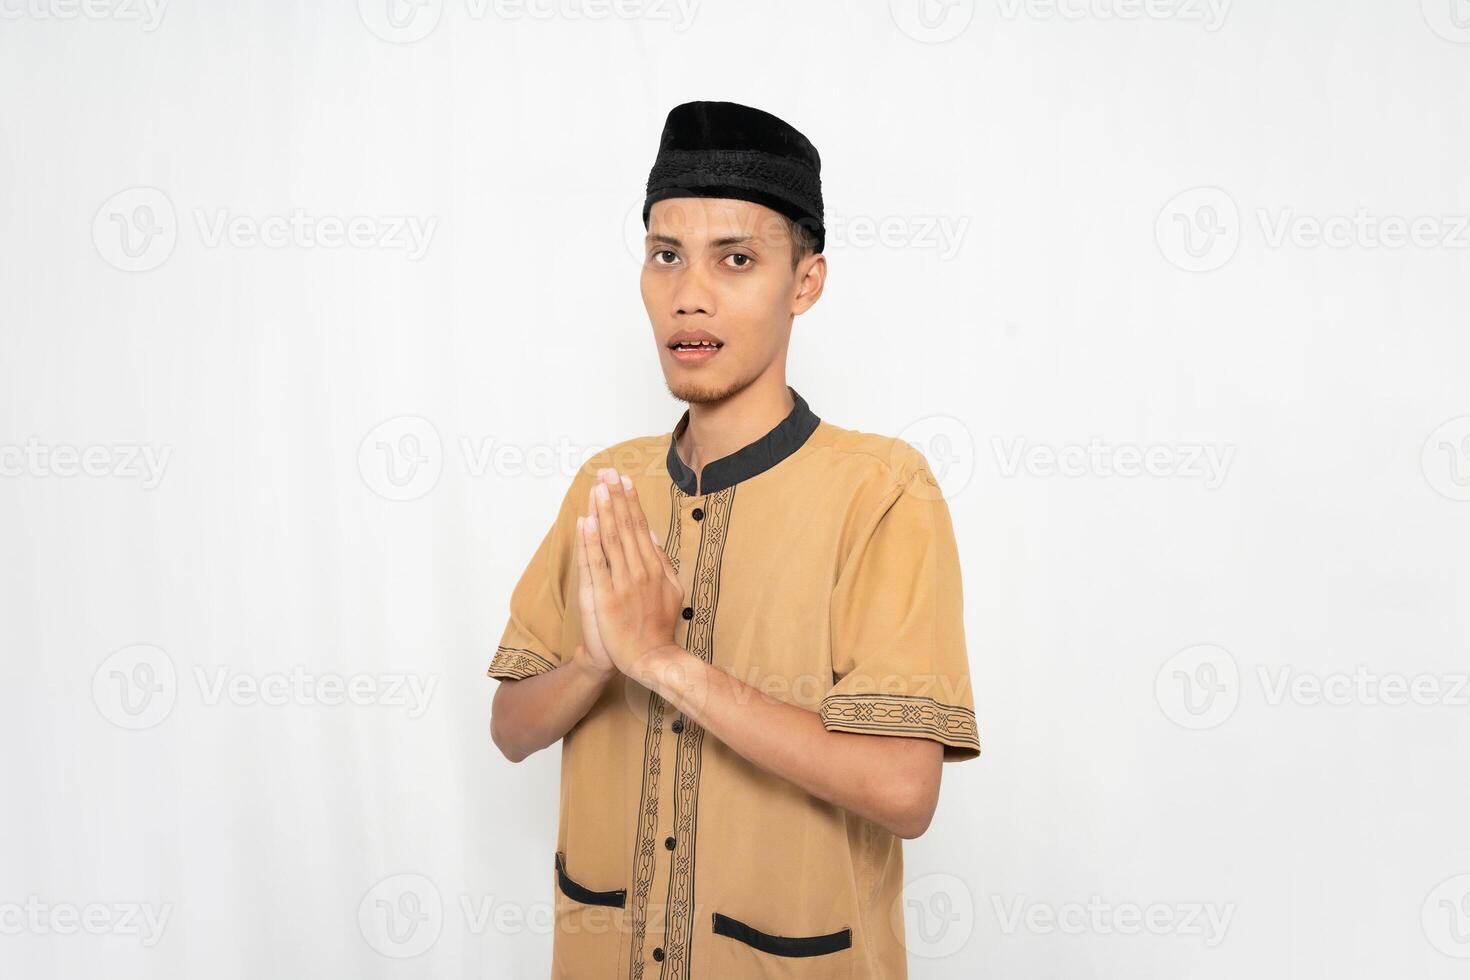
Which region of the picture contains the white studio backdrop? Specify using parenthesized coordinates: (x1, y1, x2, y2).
(2, 1, 1469, 977)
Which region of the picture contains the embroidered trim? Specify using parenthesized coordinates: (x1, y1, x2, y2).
(486, 645, 556, 680)
(710, 912, 852, 958)
(658, 483, 736, 979)
(627, 486, 684, 980)
(819, 692, 981, 755)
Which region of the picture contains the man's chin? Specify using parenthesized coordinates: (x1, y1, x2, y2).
(665, 374, 748, 406)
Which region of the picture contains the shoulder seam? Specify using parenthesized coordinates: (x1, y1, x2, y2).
(805, 433, 927, 483)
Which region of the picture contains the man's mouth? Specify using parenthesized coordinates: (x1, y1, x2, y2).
(667, 337, 724, 363)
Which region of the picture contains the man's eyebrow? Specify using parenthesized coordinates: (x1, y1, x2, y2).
(645, 234, 760, 248)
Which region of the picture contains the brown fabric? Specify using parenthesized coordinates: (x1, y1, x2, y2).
(488, 392, 980, 979)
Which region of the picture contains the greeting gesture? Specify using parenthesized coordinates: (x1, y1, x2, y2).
(575, 467, 685, 679)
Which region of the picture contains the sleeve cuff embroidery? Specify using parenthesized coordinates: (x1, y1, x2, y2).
(487, 645, 558, 680)
(819, 692, 981, 758)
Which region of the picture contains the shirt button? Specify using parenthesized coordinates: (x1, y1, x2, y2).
(691, 507, 704, 520)
(681, 607, 693, 620)
(664, 835, 676, 850)
(671, 718, 684, 733)
(652, 946, 665, 961)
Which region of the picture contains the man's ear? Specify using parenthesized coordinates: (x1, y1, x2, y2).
(793, 253, 827, 314)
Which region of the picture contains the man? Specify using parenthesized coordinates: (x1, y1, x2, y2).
(488, 100, 980, 979)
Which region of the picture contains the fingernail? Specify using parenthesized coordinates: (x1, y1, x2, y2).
(586, 515, 598, 532)
(596, 483, 609, 501)
(621, 475, 633, 490)
(602, 469, 618, 484)
(576, 516, 583, 531)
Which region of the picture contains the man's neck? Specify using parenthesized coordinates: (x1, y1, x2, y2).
(677, 378, 795, 494)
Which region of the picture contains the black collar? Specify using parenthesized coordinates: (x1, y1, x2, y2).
(665, 385, 821, 496)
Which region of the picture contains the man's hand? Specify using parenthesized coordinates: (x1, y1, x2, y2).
(572, 492, 617, 679)
(576, 467, 684, 679)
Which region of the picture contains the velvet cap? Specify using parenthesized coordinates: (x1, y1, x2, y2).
(643, 100, 825, 254)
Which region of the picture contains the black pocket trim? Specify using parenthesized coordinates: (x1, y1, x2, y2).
(711, 911, 852, 957)
(554, 851, 626, 908)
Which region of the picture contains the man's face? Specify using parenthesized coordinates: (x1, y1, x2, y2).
(641, 197, 820, 405)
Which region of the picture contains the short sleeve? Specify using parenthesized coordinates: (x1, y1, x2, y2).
(486, 464, 595, 681)
(819, 456, 981, 762)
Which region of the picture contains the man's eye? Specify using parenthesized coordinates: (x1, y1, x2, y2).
(651, 250, 678, 264)
(724, 253, 753, 268)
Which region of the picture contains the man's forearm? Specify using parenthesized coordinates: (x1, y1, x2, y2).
(490, 647, 615, 762)
(631, 645, 942, 838)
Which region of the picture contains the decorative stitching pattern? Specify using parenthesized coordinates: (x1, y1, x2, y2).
(646, 148, 823, 219)
(658, 483, 736, 980)
(627, 485, 684, 979)
(819, 692, 981, 754)
(486, 645, 556, 680)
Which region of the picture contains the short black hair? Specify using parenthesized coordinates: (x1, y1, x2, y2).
(782, 213, 820, 272)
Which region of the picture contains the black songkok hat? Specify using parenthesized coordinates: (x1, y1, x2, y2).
(643, 101, 825, 254)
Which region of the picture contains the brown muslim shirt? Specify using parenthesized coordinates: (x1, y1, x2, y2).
(488, 385, 981, 980)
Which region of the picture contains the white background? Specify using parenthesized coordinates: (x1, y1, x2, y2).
(3, 0, 1469, 977)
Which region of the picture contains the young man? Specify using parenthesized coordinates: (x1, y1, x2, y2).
(488, 100, 980, 980)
